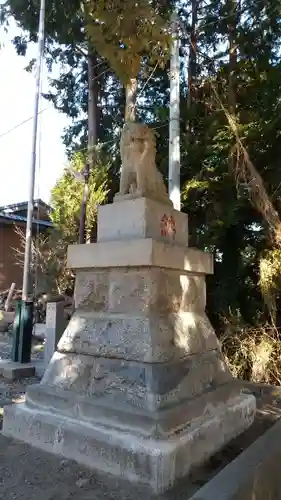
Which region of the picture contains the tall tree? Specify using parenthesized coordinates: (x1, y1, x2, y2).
(85, 0, 172, 119)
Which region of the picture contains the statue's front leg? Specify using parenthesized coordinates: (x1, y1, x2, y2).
(136, 163, 146, 196)
(136, 141, 149, 195)
(119, 165, 129, 195)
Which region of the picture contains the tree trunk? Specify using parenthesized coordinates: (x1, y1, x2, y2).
(88, 51, 99, 169)
(226, 0, 238, 179)
(125, 77, 137, 122)
(87, 50, 100, 243)
(187, 0, 198, 111)
(227, 0, 237, 115)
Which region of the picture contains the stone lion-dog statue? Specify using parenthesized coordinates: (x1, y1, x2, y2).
(118, 121, 169, 202)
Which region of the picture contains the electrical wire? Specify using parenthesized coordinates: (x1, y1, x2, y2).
(0, 107, 50, 139)
(0, 64, 110, 141)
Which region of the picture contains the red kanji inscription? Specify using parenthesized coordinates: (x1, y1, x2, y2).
(160, 214, 176, 240)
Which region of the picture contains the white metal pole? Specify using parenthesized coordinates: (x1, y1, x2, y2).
(169, 13, 181, 211)
(22, 0, 45, 301)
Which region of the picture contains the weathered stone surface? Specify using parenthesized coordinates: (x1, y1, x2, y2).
(3, 391, 256, 493)
(108, 268, 206, 314)
(44, 302, 67, 366)
(67, 240, 214, 274)
(57, 311, 220, 362)
(74, 267, 206, 314)
(36, 350, 231, 413)
(97, 197, 188, 246)
(25, 381, 243, 438)
(74, 271, 109, 312)
(33, 323, 46, 340)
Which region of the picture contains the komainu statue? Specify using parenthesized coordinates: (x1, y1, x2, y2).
(118, 121, 169, 203)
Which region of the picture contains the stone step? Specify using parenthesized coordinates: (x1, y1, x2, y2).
(58, 312, 219, 363)
(3, 391, 255, 493)
(67, 239, 213, 274)
(25, 380, 244, 438)
(39, 349, 231, 414)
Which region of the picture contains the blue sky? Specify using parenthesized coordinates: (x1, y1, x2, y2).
(0, 17, 69, 206)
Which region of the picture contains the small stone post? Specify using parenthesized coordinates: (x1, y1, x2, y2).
(44, 302, 66, 366)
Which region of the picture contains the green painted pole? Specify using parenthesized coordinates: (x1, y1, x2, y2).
(11, 300, 22, 362)
(18, 301, 34, 364)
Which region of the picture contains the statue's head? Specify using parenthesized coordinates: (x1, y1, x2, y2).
(120, 122, 156, 159)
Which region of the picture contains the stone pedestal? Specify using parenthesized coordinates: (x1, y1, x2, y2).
(44, 302, 67, 366)
(3, 197, 255, 493)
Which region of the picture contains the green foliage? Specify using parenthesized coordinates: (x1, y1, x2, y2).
(36, 153, 109, 294)
(51, 151, 109, 241)
(85, 0, 171, 82)
(260, 248, 281, 321)
(179, 0, 281, 326)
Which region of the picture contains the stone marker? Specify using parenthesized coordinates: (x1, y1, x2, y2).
(44, 302, 66, 366)
(33, 323, 45, 340)
(2, 122, 256, 493)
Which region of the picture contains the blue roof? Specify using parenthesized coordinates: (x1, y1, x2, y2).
(0, 212, 53, 227)
(0, 198, 51, 213)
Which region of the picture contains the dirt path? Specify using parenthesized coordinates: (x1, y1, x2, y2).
(0, 435, 156, 500)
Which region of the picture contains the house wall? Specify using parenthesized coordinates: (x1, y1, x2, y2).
(0, 225, 23, 290)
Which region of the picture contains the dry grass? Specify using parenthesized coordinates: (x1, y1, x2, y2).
(221, 320, 281, 385)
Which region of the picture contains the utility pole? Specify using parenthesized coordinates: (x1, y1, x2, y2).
(169, 13, 181, 211)
(13, 0, 46, 364)
(22, 0, 46, 301)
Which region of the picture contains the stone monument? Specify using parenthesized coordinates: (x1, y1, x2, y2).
(3, 122, 256, 493)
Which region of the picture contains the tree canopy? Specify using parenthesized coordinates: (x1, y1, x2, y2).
(85, 0, 171, 83)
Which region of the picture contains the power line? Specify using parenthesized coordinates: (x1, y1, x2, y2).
(0, 107, 51, 139)
(0, 63, 111, 141)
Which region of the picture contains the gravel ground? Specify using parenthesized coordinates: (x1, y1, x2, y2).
(0, 335, 43, 423)
(0, 435, 162, 500)
(0, 430, 255, 500)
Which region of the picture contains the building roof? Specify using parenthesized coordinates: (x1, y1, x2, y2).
(0, 198, 53, 228)
(0, 198, 51, 214)
(0, 213, 53, 227)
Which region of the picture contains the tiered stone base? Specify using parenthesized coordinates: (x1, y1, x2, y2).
(2, 197, 256, 493)
(3, 386, 254, 493)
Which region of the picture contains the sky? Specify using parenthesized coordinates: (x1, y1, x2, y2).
(0, 17, 69, 206)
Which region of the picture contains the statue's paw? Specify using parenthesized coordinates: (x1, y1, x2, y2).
(129, 182, 137, 194)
